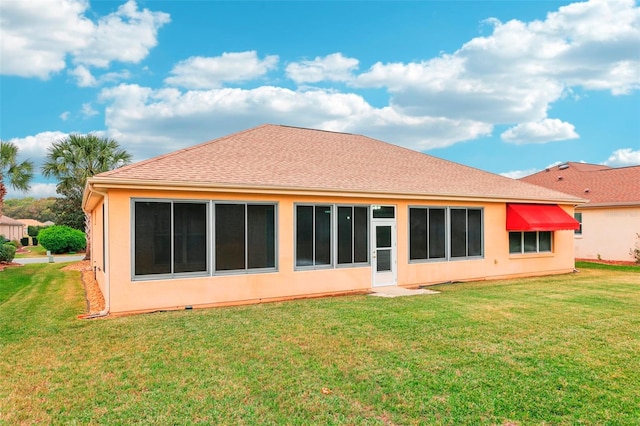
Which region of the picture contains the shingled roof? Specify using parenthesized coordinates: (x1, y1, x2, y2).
(91, 124, 584, 203)
(520, 162, 640, 207)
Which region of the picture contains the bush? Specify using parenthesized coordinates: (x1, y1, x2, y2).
(0, 234, 7, 244)
(0, 243, 16, 263)
(27, 225, 44, 237)
(6, 240, 18, 248)
(38, 225, 86, 254)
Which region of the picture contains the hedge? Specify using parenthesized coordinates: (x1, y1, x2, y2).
(38, 225, 86, 254)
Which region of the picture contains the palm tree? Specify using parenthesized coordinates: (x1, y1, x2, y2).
(0, 140, 34, 216)
(42, 134, 132, 260)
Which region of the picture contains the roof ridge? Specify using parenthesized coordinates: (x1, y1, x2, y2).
(276, 124, 355, 136)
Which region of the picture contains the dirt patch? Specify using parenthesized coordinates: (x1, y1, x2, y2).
(62, 261, 105, 314)
(0, 262, 23, 272)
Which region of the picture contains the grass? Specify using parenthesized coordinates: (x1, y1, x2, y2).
(1, 264, 639, 425)
(14, 244, 82, 258)
(576, 260, 640, 273)
(14, 244, 49, 258)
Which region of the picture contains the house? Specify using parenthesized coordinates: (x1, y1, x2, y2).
(0, 216, 25, 242)
(83, 124, 583, 316)
(15, 218, 45, 237)
(521, 162, 640, 262)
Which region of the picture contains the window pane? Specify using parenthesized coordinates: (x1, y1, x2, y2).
(509, 232, 522, 254)
(523, 232, 537, 253)
(467, 209, 482, 257)
(135, 202, 171, 275)
(450, 209, 467, 258)
(215, 204, 246, 271)
(337, 206, 353, 264)
(539, 231, 552, 252)
(315, 206, 332, 266)
(376, 225, 392, 248)
(574, 212, 582, 235)
(409, 208, 427, 260)
(372, 205, 395, 218)
(429, 209, 446, 259)
(353, 207, 368, 263)
(296, 206, 313, 267)
(247, 205, 275, 269)
(377, 249, 391, 272)
(174, 203, 207, 273)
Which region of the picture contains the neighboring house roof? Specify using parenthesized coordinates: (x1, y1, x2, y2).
(15, 218, 44, 228)
(520, 162, 640, 208)
(42, 221, 55, 226)
(88, 124, 585, 204)
(0, 215, 24, 226)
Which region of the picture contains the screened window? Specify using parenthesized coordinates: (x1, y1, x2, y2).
(215, 203, 276, 272)
(296, 204, 369, 268)
(409, 207, 446, 260)
(409, 207, 482, 261)
(134, 201, 207, 277)
(509, 231, 553, 254)
(337, 206, 368, 265)
(133, 200, 276, 279)
(296, 205, 331, 267)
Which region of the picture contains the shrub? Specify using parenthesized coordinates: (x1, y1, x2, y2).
(38, 225, 86, 254)
(6, 240, 18, 248)
(0, 234, 7, 244)
(0, 243, 16, 263)
(27, 225, 44, 237)
(630, 233, 640, 264)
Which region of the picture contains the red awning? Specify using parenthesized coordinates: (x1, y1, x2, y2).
(506, 204, 580, 231)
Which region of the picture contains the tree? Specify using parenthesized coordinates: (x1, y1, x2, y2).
(42, 134, 132, 260)
(2, 197, 57, 222)
(0, 140, 34, 216)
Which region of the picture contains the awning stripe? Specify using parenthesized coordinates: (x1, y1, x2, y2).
(506, 204, 580, 231)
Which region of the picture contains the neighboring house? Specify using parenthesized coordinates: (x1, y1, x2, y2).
(0, 216, 25, 241)
(16, 218, 45, 236)
(83, 124, 583, 315)
(521, 162, 640, 262)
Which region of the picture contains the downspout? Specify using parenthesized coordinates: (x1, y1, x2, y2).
(80, 187, 110, 319)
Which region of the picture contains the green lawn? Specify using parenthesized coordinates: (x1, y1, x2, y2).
(15, 244, 83, 258)
(1, 264, 638, 425)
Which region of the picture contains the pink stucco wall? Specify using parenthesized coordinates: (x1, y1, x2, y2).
(90, 188, 578, 315)
(575, 206, 640, 261)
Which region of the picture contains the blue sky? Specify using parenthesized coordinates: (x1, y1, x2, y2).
(1, 0, 639, 199)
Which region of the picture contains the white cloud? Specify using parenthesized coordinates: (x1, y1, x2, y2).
(5, 132, 69, 197)
(5, 182, 59, 199)
(603, 148, 640, 166)
(69, 65, 97, 87)
(73, 0, 170, 68)
(501, 119, 579, 144)
(164, 52, 279, 89)
(81, 103, 99, 118)
(286, 53, 359, 84)
(98, 83, 492, 160)
(353, 0, 640, 126)
(7, 131, 68, 162)
(500, 168, 540, 179)
(68, 66, 131, 87)
(60, 111, 70, 121)
(0, 0, 169, 80)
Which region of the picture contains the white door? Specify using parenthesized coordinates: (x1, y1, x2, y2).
(371, 220, 397, 287)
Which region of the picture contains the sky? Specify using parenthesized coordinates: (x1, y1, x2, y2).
(1, 0, 639, 199)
